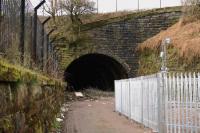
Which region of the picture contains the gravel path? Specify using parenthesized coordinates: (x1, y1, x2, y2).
(63, 97, 151, 133)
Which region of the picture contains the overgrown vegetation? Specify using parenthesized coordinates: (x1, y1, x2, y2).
(0, 80, 64, 133)
(45, 0, 96, 56)
(0, 58, 64, 133)
(0, 58, 63, 85)
(137, 0, 200, 75)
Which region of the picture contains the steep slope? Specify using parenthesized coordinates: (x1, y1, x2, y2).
(137, 20, 200, 75)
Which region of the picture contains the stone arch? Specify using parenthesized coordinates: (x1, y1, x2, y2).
(64, 53, 128, 91)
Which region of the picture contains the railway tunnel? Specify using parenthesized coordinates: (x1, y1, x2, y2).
(64, 53, 128, 91)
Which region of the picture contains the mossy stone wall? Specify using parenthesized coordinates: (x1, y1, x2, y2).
(0, 60, 64, 133)
(0, 81, 64, 133)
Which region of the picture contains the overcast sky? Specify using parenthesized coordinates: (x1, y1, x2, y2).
(30, 0, 182, 13)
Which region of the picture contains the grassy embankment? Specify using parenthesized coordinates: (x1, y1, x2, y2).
(137, 3, 200, 75)
(137, 21, 200, 75)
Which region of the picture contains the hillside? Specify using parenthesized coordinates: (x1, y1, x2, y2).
(137, 20, 200, 75)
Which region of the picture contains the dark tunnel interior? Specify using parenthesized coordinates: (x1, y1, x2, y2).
(64, 54, 128, 91)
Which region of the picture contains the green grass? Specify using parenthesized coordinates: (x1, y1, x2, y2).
(137, 45, 200, 76)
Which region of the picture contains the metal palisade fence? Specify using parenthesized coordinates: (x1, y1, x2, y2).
(115, 72, 200, 133)
(0, 0, 59, 75)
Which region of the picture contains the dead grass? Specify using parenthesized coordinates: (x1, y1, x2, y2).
(182, 0, 200, 23)
(137, 20, 200, 62)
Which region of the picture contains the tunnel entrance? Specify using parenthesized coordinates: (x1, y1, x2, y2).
(64, 53, 128, 91)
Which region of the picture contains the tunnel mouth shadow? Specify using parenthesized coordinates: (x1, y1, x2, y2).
(64, 53, 128, 91)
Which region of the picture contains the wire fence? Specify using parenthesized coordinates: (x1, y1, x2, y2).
(0, 0, 59, 76)
(0, 0, 21, 59)
(94, 0, 182, 13)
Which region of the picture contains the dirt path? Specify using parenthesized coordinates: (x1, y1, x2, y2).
(63, 97, 151, 133)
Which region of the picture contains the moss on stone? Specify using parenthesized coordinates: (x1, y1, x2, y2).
(0, 59, 64, 86)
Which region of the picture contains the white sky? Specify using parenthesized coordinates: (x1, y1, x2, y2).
(30, 0, 182, 13)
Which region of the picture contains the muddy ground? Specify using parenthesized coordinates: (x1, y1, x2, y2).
(62, 97, 151, 133)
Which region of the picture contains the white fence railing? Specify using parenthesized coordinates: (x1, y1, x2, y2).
(115, 72, 200, 133)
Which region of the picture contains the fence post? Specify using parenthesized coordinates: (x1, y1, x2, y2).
(115, 0, 118, 12)
(160, 0, 162, 8)
(157, 72, 167, 133)
(96, 0, 99, 13)
(33, 0, 45, 65)
(42, 17, 51, 71)
(20, 0, 25, 64)
(157, 73, 161, 133)
(114, 80, 117, 111)
(0, 0, 1, 17)
(33, 8, 37, 64)
(129, 79, 131, 118)
(121, 80, 123, 114)
(141, 76, 143, 124)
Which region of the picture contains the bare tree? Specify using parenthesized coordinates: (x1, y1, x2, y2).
(60, 0, 96, 24)
(42, 0, 95, 52)
(43, 0, 59, 21)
